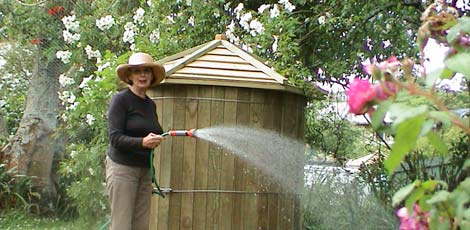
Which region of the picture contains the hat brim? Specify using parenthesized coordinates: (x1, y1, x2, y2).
(116, 63, 165, 87)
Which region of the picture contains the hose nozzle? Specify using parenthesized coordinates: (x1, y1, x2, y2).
(167, 129, 196, 137)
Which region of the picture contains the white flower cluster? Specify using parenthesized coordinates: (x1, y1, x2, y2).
(272, 35, 279, 52)
(249, 19, 264, 36)
(270, 4, 280, 18)
(62, 15, 80, 44)
(166, 15, 176, 24)
(85, 45, 101, 62)
(256, 3, 286, 18)
(70, 150, 78, 159)
(59, 74, 75, 87)
(63, 30, 80, 44)
(97, 62, 111, 72)
(79, 75, 93, 89)
(88, 167, 95, 175)
(123, 22, 136, 44)
(188, 16, 195, 26)
(258, 4, 270, 14)
(96, 15, 115, 31)
(279, 0, 295, 13)
(225, 21, 240, 44)
(56, 50, 72, 64)
(234, 3, 244, 19)
(456, 0, 470, 10)
(239, 12, 264, 36)
(149, 29, 160, 43)
(241, 44, 253, 53)
(62, 15, 80, 32)
(58, 91, 77, 111)
(85, 114, 95, 125)
(133, 8, 145, 25)
(239, 12, 252, 30)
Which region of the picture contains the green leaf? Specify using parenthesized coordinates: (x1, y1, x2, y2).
(421, 180, 439, 191)
(464, 160, 470, 169)
(420, 120, 434, 137)
(405, 186, 425, 210)
(371, 100, 392, 130)
(388, 104, 428, 126)
(446, 17, 470, 43)
(385, 114, 426, 174)
(392, 182, 417, 207)
(427, 131, 448, 155)
(444, 52, 470, 78)
(427, 190, 450, 204)
(429, 111, 452, 129)
(425, 68, 455, 88)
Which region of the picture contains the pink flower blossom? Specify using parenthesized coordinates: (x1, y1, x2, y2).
(374, 82, 397, 101)
(458, 34, 470, 47)
(363, 63, 380, 76)
(363, 56, 400, 78)
(397, 205, 429, 230)
(346, 78, 376, 115)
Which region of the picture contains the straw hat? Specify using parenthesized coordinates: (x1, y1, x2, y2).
(116, 52, 165, 87)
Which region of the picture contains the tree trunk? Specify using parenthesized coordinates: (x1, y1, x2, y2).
(5, 50, 62, 211)
(0, 109, 7, 137)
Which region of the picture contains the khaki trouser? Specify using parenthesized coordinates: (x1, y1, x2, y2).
(106, 156, 152, 230)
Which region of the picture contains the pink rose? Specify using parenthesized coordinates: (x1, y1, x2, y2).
(396, 205, 429, 230)
(346, 78, 376, 115)
(374, 82, 397, 101)
(363, 56, 401, 78)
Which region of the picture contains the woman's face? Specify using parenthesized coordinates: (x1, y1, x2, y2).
(128, 66, 153, 90)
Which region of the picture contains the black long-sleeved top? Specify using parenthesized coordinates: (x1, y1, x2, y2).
(107, 88, 163, 168)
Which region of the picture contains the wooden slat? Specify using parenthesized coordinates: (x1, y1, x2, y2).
(270, 92, 283, 230)
(157, 86, 175, 230)
(233, 88, 251, 229)
(252, 90, 269, 230)
(168, 86, 186, 230)
(180, 86, 199, 229)
(218, 87, 238, 230)
(197, 54, 250, 64)
(150, 87, 164, 230)
(280, 93, 297, 230)
(162, 78, 295, 93)
(156, 42, 212, 64)
(186, 60, 258, 71)
(166, 40, 221, 75)
(243, 90, 265, 230)
(207, 47, 238, 56)
(193, 85, 212, 230)
(206, 86, 225, 230)
(170, 73, 279, 83)
(176, 67, 269, 79)
(221, 40, 286, 84)
(295, 96, 306, 230)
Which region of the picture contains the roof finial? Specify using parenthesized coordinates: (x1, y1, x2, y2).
(215, 34, 226, 40)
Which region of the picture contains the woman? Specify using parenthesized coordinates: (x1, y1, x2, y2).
(106, 52, 165, 230)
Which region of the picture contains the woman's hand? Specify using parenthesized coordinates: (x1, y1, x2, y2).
(142, 133, 163, 149)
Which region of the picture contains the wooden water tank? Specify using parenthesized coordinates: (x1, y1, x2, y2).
(148, 35, 306, 230)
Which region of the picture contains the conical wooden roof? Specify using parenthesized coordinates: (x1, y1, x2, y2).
(156, 35, 303, 94)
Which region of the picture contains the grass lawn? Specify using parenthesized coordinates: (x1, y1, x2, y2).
(0, 211, 106, 230)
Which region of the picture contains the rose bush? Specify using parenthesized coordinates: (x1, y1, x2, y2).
(346, 2, 470, 229)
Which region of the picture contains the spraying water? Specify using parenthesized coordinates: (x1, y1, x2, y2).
(193, 125, 305, 194)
